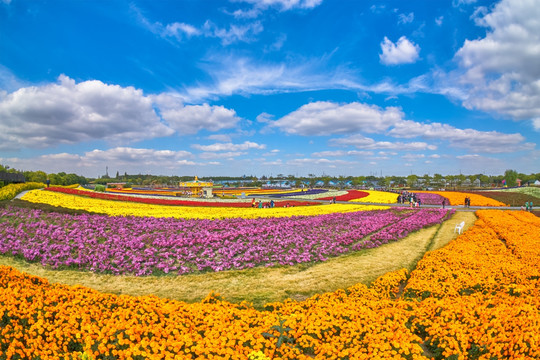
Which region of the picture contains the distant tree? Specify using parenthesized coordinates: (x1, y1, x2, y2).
(406, 174, 418, 187)
(322, 176, 332, 187)
(504, 169, 518, 187)
(479, 174, 490, 186)
(25, 170, 47, 183)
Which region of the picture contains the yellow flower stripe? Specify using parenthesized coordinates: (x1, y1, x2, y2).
(0, 182, 45, 201)
(348, 190, 399, 203)
(21, 189, 388, 219)
(414, 190, 507, 206)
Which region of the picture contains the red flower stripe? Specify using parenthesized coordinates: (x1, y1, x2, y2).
(319, 190, 370, 201)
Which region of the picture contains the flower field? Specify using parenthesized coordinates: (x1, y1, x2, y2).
(289, 190, 348, 200)
(46, 187, 318, 207)
(414, 190, 507, 207)
(0, 182, 44, 201)
(0, 206, 451, 276)
(461, 190, 537, 207)
(318, 190, 370, 202)
(0, 210, 538, 359)
(411, 192, 447, 205)
(503, 186, 540, 198)
(349, 190, 399, 204)
(21, 189, 388, 219)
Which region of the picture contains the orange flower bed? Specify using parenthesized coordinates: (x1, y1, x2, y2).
(0, 210, 538, 359)
(415, 190, 507, 207)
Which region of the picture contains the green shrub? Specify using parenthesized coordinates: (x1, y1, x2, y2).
(94, 184, 106, 192)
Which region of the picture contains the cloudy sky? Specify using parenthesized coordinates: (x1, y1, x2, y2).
(1, 0, 539, 178)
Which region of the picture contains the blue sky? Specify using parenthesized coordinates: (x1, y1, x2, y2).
(0, 0, 539, 178)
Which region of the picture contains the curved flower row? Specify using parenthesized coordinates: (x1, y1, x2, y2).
(368, 208, 454, 244)
(504, 186, 540, 198)
(46, 187, 318, 208)
(20, 189, 388, 219)
(349, 190, 399, 204)
(1, 210, 538, 359)
(318, 190, 370, 202)
(0, 206, 442, 276)
(263, 189, 328, 198)
(414, 190, 507, 207)
(401, 210, 540, 358)
(289, 190, 348, 200)
(398, 192, 447, 205)
(0, 182, 44, 201)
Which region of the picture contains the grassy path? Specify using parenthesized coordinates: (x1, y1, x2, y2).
(0, 211, 477, 309)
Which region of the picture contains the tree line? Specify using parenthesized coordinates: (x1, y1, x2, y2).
(0, 164, 538, 188)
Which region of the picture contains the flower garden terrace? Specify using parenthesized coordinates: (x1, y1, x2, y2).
(1, 183, 539, 359)
(25, 185, 525, 209)
(0, 206, 453, 276)
(0, 210, 538, 359)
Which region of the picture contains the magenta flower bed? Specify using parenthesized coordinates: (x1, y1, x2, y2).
(415, 193, 448, 205)
(354, 208, 455, 250)
(0, 206, 452, 276)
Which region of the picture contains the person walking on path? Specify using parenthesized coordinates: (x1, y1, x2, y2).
(442, 199, 446, 209)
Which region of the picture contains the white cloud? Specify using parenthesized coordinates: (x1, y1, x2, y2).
(286, 158, 355, 167)
(256, 112, 274, 123)
(236, 0, 323, 12)
(452, 0, 477, 7)
(198, 151, 245, 159)
(133, 4, 263, 45)
(207, 134, 233, 142)
(84, 147, 194, 166)
(164, 22, 201, 40)
(455, 0, 540, 126)
(435, 16, 444, 26)
(202, 20, 264, 45)
(0, 76, 247, 151)
(388, 120, 534, 153)
(402, 153, 425, 160)
(398, 12, 414, 24)
(379, 36, 420, 65)
(312, 150, 374, 157)
(330, 134, 437, 151)
(378, 151, 397, 156)
(158, 103, 241, 135)
(0, 75, 173, 150)
(270, 101, 404, 135)
(1, 147, 195, 177)
(262, 149, 280, 156)
(456, 154, 483, 160)
(192, 141, 266, 152)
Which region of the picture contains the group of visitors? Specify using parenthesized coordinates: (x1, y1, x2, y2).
(251, 199, 277, 208)
(397, 191, 422, 208)
(524, 201, 534, 212)
(464, 197, 471, 208)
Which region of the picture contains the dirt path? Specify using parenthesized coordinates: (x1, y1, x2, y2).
(0, 211, 477, 309)
(427, 211, 477, 252)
